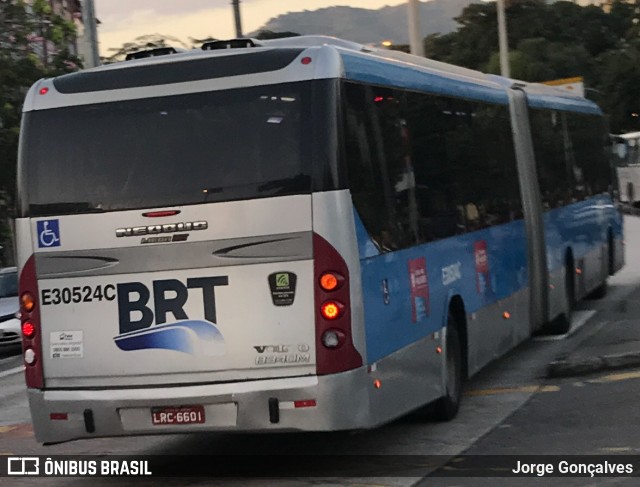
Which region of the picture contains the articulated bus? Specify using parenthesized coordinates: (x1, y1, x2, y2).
(16, 36, 623, 444)
(611, 131, 640, 205)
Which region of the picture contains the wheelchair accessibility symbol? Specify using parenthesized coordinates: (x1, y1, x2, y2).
(37, 220, 61, 248)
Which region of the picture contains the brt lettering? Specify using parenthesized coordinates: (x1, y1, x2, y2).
(117, 277, 229, 334)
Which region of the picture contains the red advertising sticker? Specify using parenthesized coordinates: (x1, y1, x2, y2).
(408, 257, 429, 322)
(474, 241, 491, 294)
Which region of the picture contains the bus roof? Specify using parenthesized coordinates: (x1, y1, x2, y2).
(25, 35, 601, 116)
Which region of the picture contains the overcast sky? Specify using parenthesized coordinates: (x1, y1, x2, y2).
(94, 0, 405, 55)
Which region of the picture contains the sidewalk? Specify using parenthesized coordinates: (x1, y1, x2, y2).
(547, 286, 640, 378)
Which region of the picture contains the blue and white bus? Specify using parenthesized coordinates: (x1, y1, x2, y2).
(16, 36, 623, 444)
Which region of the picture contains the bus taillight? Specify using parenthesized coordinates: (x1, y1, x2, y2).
(22, 321, 35, 338)
(21, 292, 35, 312)
(319, 272, 344, 291)
(320, 301, 344, 320)
(20, 255, 44, 389)
(313, 233, 363, 375)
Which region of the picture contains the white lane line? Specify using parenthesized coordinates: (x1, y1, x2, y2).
(535, 310, 596, 341)
(0, 366, 23, 379)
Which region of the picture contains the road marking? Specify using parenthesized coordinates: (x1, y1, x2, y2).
(534, 310, 596, 341)
(465, 385, 560, 397)
(467, 369, 640, 398)
(588, 370, 640, 384)
(0, 366, 23, 379)
(601, 447, 633, 452)
(0, 423, 33, 438)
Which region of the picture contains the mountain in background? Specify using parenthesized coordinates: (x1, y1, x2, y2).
(249, 0, 475, 45)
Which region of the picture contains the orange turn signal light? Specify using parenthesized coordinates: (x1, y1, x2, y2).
(319, 272, 343, 291)
(21, 292, 35, 313)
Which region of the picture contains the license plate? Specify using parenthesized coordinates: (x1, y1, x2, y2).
(151, 405, 205, 425)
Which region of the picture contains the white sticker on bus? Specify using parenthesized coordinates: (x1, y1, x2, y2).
(50, 331, 84, 359)
(442, 262, 462, 286)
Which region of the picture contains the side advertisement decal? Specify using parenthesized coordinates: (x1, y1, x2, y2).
(408, 257, 429, 322)
(474, 240, 493, 295)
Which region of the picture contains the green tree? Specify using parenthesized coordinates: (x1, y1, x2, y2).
(0, 0, 82, 263)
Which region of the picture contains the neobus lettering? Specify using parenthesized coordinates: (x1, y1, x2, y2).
(117, 276, 229, 334)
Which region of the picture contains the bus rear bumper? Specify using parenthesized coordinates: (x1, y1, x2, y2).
(28, 367, 371, 444)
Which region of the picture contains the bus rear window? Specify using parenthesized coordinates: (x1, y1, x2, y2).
(19, 81, 333, 216)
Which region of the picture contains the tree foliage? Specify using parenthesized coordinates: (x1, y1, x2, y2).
(0, 0, 82, 199)
(425, 0, 640, 132)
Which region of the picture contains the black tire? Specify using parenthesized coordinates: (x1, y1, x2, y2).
(588, 282, 607, 300)
(588, 235, 612, 300)
(545, 261, 574, 335)
(433, 317, 463, 421)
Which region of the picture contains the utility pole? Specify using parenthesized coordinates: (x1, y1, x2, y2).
(497, 0, 510, 78)
(231, 0, 243, 38)
(81, 0, 100, 67)
(407, 0, 424, 57)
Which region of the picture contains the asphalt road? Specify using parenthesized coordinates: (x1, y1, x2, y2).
(1, 215, 640, 486)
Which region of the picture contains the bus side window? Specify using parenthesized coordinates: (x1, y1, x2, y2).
(343, 83, 396, 252)
(404, 93, 520, 241)
(342, 82, 423, 252)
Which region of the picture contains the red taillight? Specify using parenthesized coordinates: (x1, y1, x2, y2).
(22, 321, 35, 338)
(142, 210, 181, 218)
(301, 57, 312, 65)
(50, 413, 68, 421)
(39, 87, 49, 95)
(313, 233, 362, 375)
(20, 255, 44, 388)
(320, 300, 344, 320)
(294, 400, 317, 408)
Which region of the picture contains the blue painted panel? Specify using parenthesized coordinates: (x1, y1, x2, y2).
(354, 215, 529, 363)
(527, 94, 602, 115)
(341, 53, 509, 105)
(543, 195, 623, 272)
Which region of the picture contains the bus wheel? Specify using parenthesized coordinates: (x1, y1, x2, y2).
(546, 261, 574, 335)
(433, 317, 463, 421)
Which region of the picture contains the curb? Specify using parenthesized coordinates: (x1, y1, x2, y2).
(547, 351, 640, 378)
